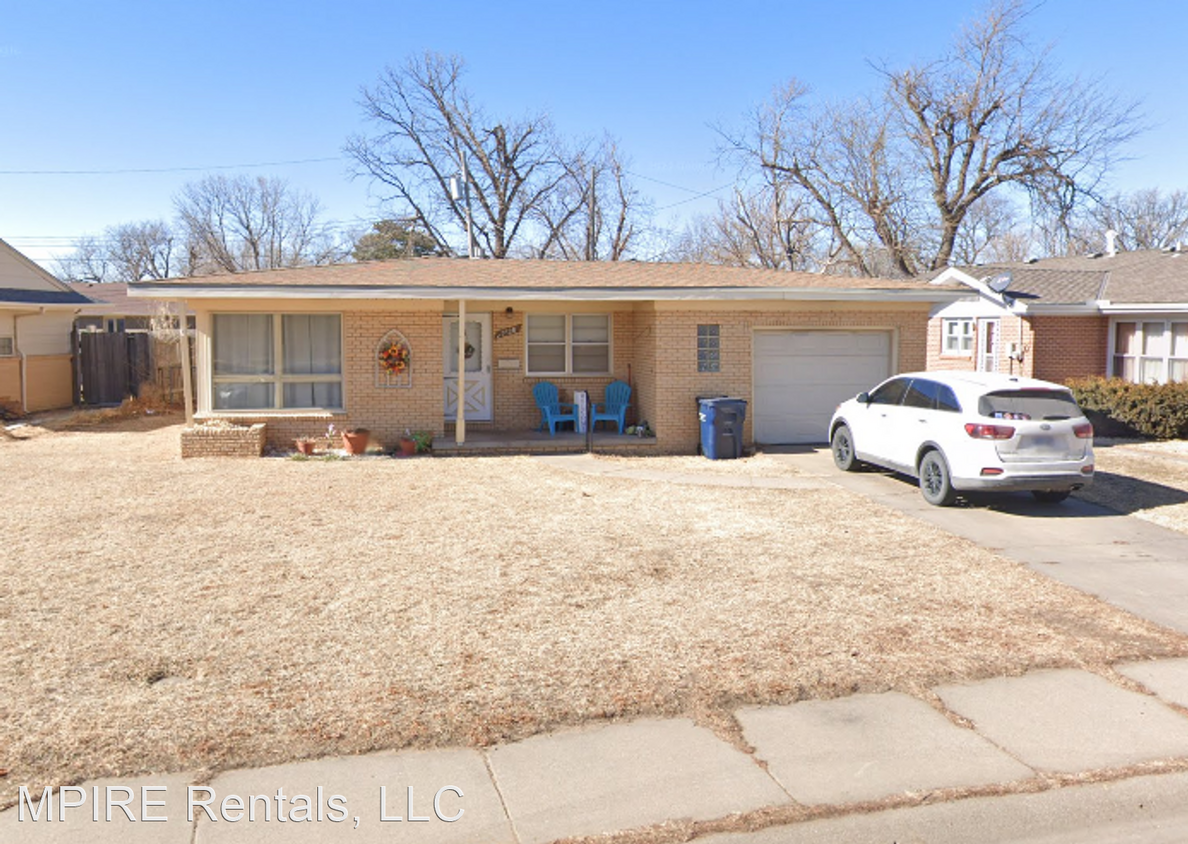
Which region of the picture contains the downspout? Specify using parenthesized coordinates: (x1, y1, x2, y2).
(12, 307, 45, 414)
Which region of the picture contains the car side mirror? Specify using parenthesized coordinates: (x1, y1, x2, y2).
(856, 392, 871, 404)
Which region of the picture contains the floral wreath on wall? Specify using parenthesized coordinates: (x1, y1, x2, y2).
(376, 329, 413, 388)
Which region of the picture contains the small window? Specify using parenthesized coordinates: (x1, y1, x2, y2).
(0, 337, 13, 356)
(942, 318, 974, 355)
(697, 324, 720, 372)
(868, 378, 909, 406)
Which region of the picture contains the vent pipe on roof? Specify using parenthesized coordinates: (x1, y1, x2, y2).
(1105, 229, 1118, 257)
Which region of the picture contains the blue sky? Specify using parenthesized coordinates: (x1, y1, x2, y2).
(2, 0, 1185, 269)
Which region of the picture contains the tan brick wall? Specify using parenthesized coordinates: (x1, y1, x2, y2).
(181, 423, 266, 458)
(926, 315, 1035, 377)
(490, 307, 638, 431)
(25, 354, 74, 412)
(650, 306, 930, 453)
(0, 357, 19, 411)
(1031, 315, 1109, 382)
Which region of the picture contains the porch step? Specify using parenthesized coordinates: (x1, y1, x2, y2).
(432, 431, 659, 456)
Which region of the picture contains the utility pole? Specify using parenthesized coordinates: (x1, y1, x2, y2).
(586, 165, 596, 261)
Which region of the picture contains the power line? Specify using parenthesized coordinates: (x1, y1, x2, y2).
(0, 156, 345, 176)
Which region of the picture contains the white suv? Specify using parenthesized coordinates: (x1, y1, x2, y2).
(828, 371, 1094, 506)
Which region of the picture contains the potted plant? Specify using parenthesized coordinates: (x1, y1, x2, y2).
(342, 427, 371, 455)
(294, 436, 316, 456)
(411, 430, 434, 453)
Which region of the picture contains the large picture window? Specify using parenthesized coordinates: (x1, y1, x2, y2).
(526, 314, 610, 375)
(212, 313, 342, 410)
(1113, 320, 1188, 384)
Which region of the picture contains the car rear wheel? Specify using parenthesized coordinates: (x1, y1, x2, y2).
(1032, 490, 1071, 504)
(919, 450, 957, 506)
(831, 424, 860, 472)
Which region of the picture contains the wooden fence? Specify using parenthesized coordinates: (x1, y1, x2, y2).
(73, 330, 195, 407)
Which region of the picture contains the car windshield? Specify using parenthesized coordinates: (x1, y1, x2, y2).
(977, 389, 1082, 421)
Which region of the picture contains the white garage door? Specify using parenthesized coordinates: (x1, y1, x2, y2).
(753, 330, 892, 444)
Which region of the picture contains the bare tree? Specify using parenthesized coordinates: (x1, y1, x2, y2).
(1087, 188, 1188, 251)
(536, 139, 648, 261)
(724, 1, 1142, 276)
(56, 221, 175, 282)
(347, 53, 648, 260)
(671, 181, 820, 270)
(175, 174, 341, 274)
(951, 194, 1031, 264)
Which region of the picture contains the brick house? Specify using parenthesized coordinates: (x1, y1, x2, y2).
(130, 259, 962, 452)
(927, 247, 1188, 386)
(0, 238, 91, 413)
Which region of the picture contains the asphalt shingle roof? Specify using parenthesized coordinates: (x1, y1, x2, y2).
(0, 287, 92, 306)
(131, 258, 948, 293)
(955, 249, 1188, 305)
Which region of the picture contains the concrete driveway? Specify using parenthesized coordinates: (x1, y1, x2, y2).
(767, 447, 1188, 635)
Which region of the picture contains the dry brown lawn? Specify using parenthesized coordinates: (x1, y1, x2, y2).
(3, 416, 1188, 806)
(1076, 440, 1188, 533)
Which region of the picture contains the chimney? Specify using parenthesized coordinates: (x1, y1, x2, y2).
(1105, 229, 1118, 257)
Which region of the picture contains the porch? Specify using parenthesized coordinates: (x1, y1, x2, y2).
(432, 428, 660, 456)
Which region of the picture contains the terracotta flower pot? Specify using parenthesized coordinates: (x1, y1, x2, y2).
(295, 439, 315, 456)
(398, 437, 417, 456)
(341, 429, 370, 455)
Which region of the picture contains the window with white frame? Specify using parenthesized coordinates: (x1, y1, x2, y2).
(942, 318, 974, 355)
(697, 324, 720, 372)
(0, 336, 13, 356)
(212, 313, 343, 410)
(525, 313, 610, 375)
(1113, 320, 1188, 384)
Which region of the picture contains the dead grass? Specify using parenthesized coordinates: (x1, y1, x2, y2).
(1076, 440, 1188, 533)
(2, 423, 1187, 805)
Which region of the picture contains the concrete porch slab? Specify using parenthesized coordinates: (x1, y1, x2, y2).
(193, 748, 512, 844)
(0, 773, 195, 844)
(737, 692, 1033, 805)
(935, 669, 1188, 772)
(486, 717, 789, 844)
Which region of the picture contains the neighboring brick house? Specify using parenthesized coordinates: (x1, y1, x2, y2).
(0, 238, 91, 413)
(130, 259, 963, 451)
(927, 247, 1188, 386)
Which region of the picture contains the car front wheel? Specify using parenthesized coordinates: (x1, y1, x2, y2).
(919, 450, 957, 507)
(831, 424, 860, 472)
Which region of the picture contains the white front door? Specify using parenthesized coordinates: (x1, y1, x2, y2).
(977, 319, 1000, 373)
(443, 313, 493, 421)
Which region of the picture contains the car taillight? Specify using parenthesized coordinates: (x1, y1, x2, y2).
(1074, 423, 1093, 439)
(965, 423, 1015, 440)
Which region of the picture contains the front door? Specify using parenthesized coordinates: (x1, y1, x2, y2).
(977, 318, 1000, 373)
(443, 313, 492, 421)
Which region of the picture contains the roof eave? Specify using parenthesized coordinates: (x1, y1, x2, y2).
(1098, 301, 1188, 314)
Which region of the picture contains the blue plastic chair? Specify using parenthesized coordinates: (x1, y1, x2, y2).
(591, 380, 632, 433)
(533, 381, 578, 436)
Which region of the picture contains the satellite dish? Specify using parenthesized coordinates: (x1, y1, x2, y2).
(986, 271, 1013, 293)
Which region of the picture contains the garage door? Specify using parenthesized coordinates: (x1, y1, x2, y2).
(753, 330, 892, 444)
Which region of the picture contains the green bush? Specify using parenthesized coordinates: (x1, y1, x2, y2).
(1066, 376, 1188, 439)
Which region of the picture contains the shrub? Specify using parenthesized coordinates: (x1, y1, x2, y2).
(1066, 376, 1188, 439)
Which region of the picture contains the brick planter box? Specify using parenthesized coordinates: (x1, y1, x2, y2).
(181, 422, 267, 458)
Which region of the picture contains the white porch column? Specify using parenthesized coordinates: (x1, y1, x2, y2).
(455, 299, 466, 444)
(177, 299, 194, 425)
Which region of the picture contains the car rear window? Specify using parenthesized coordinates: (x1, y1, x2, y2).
(977, 389, 1082, 421)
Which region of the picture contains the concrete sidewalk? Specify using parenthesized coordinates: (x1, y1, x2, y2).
(8, 662, 1188, 843)
(10, 452, 1188, 842)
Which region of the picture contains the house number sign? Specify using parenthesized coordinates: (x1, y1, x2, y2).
(495, 324, 522, 340)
